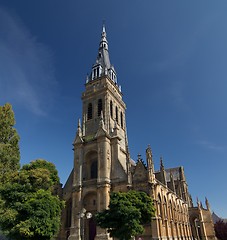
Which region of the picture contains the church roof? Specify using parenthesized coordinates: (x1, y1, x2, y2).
(212, 212, 227, 223)
(63, 168, 74, 194)
(155, 166, 184, 182)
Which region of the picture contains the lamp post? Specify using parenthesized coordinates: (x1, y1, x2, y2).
(79, 208, 92, 240)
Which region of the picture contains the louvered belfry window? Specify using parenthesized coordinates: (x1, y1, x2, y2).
(110, 101, 113, 118)
(115, 106, 118, 123)
(120, 112, 123, 128)
(88, 103, 93, 120)
(98, 99, 102, 116)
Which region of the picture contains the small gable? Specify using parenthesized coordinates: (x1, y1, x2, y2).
(133, 161, 148, 182)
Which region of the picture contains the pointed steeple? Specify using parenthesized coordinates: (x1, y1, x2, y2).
(179, 166, 186, 181)
(205, 197, 211, 212)
(73, 118, 83, 145)
(160, 156, 165, 171)
(197, 197, 201, 209)
(160, 156, 167, 185)
(146, 145, 155, 182)
(189, 194, 194, 207)
(89, 25, 117, 83)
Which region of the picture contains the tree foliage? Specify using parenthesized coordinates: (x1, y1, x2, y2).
(0, 103, 20, 184)
(0, 103, 64, 239)
(95, 190, 155, 240)
(214, 220, 227, 240)
(0, 160, 64, 240)
(22, 159, 60, 185)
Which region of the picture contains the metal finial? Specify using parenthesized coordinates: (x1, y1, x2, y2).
(137, 154, 142, 161)
(102, 20, 106, 33)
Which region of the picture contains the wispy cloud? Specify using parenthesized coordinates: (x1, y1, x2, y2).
(197, 140, 226, 152)
(0, 7, 57, 116)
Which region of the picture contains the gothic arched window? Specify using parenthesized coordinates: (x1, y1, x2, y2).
(110, 101, 113, 118)
(120, 112, 123, 128)
(87, 103, 93, 120)
(98, 99, 102, 116)
(90, 160, 98, 179)
(115, 106, 118, 123)
(157, 194, 162, 219)
(164, 197, 168, 219)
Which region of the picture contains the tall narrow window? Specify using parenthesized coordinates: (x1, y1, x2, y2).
(90, 160, 98, 179)
(110, 101, 113, 118)
(98, 99, 102, 116)
(97, 67, 99, 77)
(115, 106, 118, 123)
(164, 197, 168, 219)
(87, 103, 93, 120)
(169, 200, 173, 220)
(157, 194, 162, 218)
(120, 112, 123, 128)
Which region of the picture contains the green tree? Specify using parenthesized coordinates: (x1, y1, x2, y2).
(0, 159, 64, 240)
(22, 159, 60, 185)
(95, 190, 155, 240)
(0, 103, 20, 184)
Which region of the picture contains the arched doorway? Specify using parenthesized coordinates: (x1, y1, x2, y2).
(83, 192, 97, 240)
(89, 217, 96, 240)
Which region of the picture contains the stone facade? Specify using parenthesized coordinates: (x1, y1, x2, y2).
(57, 26, 216, 240)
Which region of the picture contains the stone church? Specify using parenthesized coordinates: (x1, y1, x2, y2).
(58, 26, 216, 240)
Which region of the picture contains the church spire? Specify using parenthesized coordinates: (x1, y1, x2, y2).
(146, 145, 155, 182)
(99, 23, 108, 51)
(160, 156, 167, 185)
(205, 197, 211, 212)
(89, 25, 117, 83)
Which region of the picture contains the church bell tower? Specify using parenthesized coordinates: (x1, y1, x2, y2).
(69, 25, 131, 240)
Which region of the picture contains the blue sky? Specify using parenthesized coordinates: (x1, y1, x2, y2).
(0, 1, 227, 218)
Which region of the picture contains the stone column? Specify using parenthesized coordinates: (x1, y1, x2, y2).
(95, 183, 111, 240)
(69, 189, 82, 240)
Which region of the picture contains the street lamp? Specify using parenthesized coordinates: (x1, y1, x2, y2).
(79, 208, 92, 240)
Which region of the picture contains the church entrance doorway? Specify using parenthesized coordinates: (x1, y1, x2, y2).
(89, 217, 96, 240)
